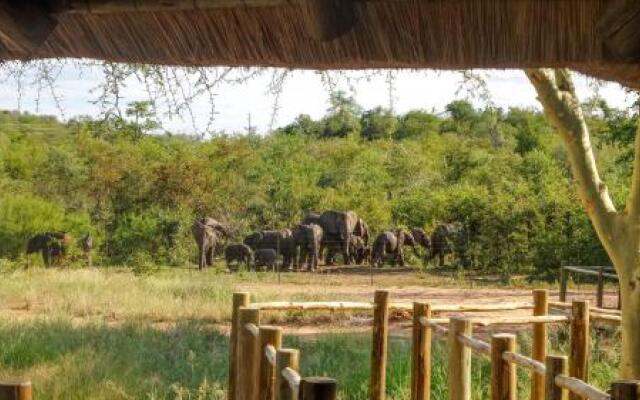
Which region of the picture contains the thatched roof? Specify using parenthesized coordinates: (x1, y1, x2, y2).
(2, 0, 640, 89)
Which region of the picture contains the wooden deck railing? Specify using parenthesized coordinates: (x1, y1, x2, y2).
(231, 287, 639, 400)
(229, 292, 337, 400)
(559, 265, 620, 309)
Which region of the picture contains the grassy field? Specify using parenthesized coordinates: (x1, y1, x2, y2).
(0, 267, 619, 399)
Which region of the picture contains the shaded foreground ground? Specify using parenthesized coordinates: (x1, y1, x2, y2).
(0, 267, 620, 399)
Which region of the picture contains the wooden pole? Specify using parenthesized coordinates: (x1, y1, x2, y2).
(448, 317, 472, 400)
(545, 356, 568, 400)
(299, 377, 337, 400)
(532, 289, 549, 400)
(239, 308, 261, 400)
(596, 268, 604, 308)
(259, 326, 283, 400)
(276, 349, 300, 400)
(370, 290, 389, 400)
(0, 381, 32, 400)
(411, 302, 431, 400)
(610, 380, 640, 400)
(491, 334, 517, 400)
(560, 268, 568, 303)
(569, 301, 589, 400)
(230, 292, 251, 400)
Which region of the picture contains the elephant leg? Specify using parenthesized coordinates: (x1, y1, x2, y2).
(438, 250, 444, 267)
(342, 240, 350, 265)
(398, 249, 405, 267)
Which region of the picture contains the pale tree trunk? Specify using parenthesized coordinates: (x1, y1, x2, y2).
(526, 68, 640, 379)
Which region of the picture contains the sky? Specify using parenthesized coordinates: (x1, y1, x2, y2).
(0, 63, 635, 135)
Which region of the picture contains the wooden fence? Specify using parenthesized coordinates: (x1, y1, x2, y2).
(229, 292, 338, 400)
(231, 289, 639, 400)
(560, 266, 620, 309)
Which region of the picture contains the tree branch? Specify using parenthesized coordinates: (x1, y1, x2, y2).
(525, 69, 618, 244)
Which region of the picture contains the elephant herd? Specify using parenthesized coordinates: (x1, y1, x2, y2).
(192, 211, 470, 272)
(22, 213, 468, 270)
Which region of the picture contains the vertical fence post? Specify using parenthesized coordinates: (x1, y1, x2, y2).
(545, 356, 568, 400)
(370, 290, 389, 400)
(411, 302, 431, 400)
(239, 307, 261, 400)
(560, 268, 568, 303)
(276, 349, 300, 400)
(230, 293, 251, 400)
(569, 301, 589, 400)
(532, 289, 548, 400)
(299, 377, 337, 400)
(491, 334, 517, 400)
(610, 380, 640, 400)
(259, 326, 283, 400)
(448, 317, 471, 400)
(596, 268, 604, 308)
(0, 381, 32, 400)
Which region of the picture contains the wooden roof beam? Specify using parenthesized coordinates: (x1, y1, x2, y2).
(0, 1, 56, 55)
(600, 0, 640, 62)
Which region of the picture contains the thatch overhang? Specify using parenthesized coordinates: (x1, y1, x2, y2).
(2, 0, 640, 89)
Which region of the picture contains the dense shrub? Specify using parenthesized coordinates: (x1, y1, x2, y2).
(0, 99, 634, 274)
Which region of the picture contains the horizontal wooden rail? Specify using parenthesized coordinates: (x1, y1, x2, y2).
(248, 301, 533, 313)
(554, 375, 610, 400)
(419, 317, 449, 335)
(282, 367, 301, 393)
(563, 267, 617, 280)
(549, 302, 621, 315)
(590, 313, 622, 324)
(502, 351, 546, 375)
(396, 302, 533, 312)
(420, 315, 568, 328)
(245, 323, 260, 337)
(473, 315, 568, 326)
(457, 334, 490, 356)
(247, 301, 373, 311)
(565, 266, 615, 272)
(265, 344, 277, 366)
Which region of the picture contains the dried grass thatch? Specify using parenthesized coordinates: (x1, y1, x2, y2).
(2, 0, 640, 89)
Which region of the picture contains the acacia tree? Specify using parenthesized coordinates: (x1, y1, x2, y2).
(526, 68, 640, 378)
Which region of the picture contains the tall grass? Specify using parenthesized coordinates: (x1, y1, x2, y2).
(0, 317, 620, 399)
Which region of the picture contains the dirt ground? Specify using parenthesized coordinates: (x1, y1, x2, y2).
(0, 266, 618, 336)
(229, 266, 620, 336)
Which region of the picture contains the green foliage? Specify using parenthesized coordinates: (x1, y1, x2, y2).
(360, 107, 398, 141)
(0, 97, 634, 274)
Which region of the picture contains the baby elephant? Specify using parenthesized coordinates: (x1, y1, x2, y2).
(225, 244, 253, 272)
(254, 248, 277, 271)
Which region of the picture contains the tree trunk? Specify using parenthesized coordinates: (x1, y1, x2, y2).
(620, 262, 640, 378)
(525, 68, 640, 378)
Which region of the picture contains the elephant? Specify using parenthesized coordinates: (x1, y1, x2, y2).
(254, 249, 277, 271)
(427, 222, 469, 267)
(302, 210, 359, 265)
(347, 235, 369, 265)
(410, 228, 432, 261)
(292, 223, 323, 271)
(191, 217, 231, 270)
(26, 231, 72, 267)
(353, 218, 370, 245)
(243, 229, 295, 269)
(225, 244, 253, 271)
(371, 229, 417, 268)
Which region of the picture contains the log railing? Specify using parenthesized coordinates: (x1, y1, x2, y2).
(559, 265, 620, 309)
(230, 296, 338, 400)
(231, 286, 637, 400)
